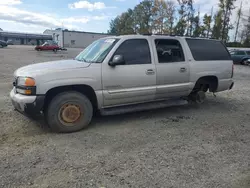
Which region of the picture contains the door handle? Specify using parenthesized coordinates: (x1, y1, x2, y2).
(180, 67, 187, 72)
(146, 69, 155, 75)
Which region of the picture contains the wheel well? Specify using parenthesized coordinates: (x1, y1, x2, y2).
(193, 76, 218, 92)
(241, 58, 249, 62)
(43, 85, 98, 112)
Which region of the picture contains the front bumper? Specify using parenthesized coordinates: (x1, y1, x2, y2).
(10, 88, 45, 116)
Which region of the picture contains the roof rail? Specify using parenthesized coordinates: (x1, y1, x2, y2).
(142, 33, 186, 37)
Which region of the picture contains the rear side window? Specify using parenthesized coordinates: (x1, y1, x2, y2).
(246, 51, 250, 55)
(155, 39, 185, 63)
(186, 39, 231, 61)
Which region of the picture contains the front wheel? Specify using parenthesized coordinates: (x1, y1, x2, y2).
(45, 91, 93, 133)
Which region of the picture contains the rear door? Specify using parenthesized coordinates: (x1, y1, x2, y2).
(153, 38, 191, 99)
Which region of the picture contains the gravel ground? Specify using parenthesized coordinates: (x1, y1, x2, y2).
(0, 45, 249, 188)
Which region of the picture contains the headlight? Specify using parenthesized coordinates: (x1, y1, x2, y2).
(17, 77, 36, 87)
(16, 77, 36, 95)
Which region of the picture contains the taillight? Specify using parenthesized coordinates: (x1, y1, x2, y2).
(231, 64, 234, 78)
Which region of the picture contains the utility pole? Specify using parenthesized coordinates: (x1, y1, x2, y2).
(234, 1, 242, 42)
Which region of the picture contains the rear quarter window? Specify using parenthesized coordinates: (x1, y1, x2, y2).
(186, 39, 231, 61)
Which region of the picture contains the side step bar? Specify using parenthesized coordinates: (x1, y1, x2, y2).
(100, 99, 188, 116)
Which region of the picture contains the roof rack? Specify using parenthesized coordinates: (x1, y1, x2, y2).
(142, 33, 183, 37)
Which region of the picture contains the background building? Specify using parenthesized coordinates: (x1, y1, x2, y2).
(43, 29, 112, 48)
(0, 31, 52, 45)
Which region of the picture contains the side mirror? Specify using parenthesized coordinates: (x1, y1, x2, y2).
(109, 55, 125, 66)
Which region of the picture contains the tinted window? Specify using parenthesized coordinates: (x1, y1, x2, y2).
(186, 39, 231, 61)
(155, 39, 185, 63)
(246, 51, 250, 55)
(114, 39, 151, 65)
(235, 51, 246, 55)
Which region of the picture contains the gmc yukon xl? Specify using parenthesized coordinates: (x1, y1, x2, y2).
(10, 35, 234, 132)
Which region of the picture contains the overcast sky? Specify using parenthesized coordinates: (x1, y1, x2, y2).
(0, 0, 249, 36)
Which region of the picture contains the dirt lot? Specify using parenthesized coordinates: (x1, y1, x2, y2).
(0, 45, 250, 188)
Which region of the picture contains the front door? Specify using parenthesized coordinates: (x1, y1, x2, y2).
(102, 38, 156, 107)
(153, 38, 191, 99)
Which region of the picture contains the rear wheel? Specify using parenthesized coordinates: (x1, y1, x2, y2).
(188, 91, 206, 104)
(53, 48, 58, 52)
(45, 91, 93, 133)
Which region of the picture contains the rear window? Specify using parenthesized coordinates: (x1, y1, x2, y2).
(186, 39, 231, 61)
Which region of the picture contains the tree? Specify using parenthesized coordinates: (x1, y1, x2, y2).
(151, 0, 176, 34)
(133, 0, 154, 34)
(186, 0, 195, 36)
(108, 9, 136, 35)
(203, 14, 212, 38)
(152, 0, 168, 34)
(234, 1, 242, 42)
(166, 1, 175, 34)
(219, 0, 237, 41)
(212, 10, 223, 39)
(174, 0, 188, 35)
(108, 17, 120, 35)
(192, 12, 201, 37)
(243, 10, 250, 47)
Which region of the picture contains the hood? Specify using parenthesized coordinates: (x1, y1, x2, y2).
(15, 59, 91, 77)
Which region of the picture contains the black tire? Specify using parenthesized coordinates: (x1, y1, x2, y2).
(188, 91, 206, 104)
(241, 59, 249, 65)
(0, 44, 3, 48)
(45, 91, 93, 133)
(53, 48, 58, 52)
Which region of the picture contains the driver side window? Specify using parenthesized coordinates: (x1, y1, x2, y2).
(113, 39, 151, 65)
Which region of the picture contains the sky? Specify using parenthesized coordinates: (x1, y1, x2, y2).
(0, 0, 249, 35)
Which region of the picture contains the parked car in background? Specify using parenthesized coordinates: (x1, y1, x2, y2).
(35, 42, 60, 52)
(10, 35, 234, 133)
(7, 40, 14, 45)
(230, 50, 250, 64)
(0, 40, 8, 48)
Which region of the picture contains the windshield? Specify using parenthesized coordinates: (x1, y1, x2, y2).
(75, 38, 118, 63)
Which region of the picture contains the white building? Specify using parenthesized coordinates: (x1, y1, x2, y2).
(0, 30, 52, 45)
(43, 29, 112, 48)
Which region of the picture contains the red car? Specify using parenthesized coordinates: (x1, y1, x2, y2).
(35, 42, 60, 52)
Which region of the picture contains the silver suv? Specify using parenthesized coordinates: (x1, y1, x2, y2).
(10, 35, 234, 132)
